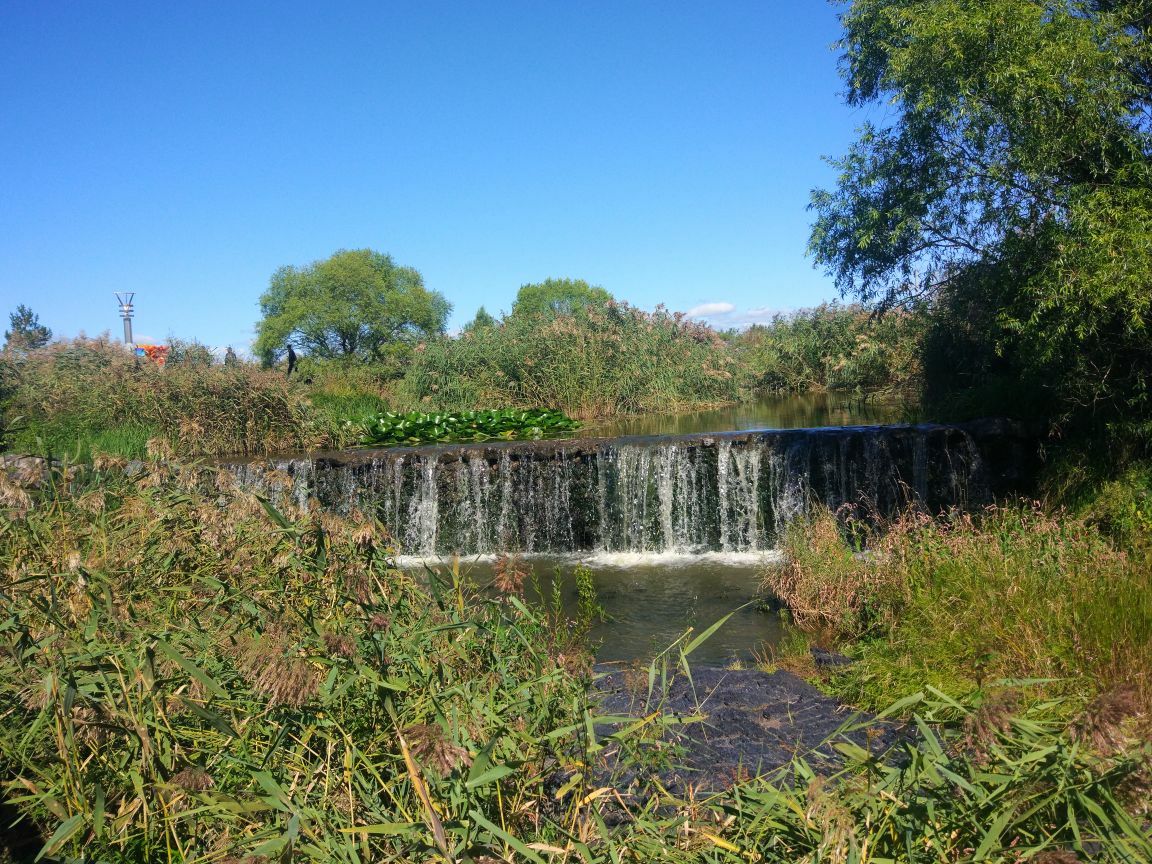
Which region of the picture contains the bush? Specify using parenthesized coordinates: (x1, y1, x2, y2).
(764, 503, 1152, 711)
(402, 302, 741, 419)
(736, 302, 926, 394)
(1, 337, 321, 458)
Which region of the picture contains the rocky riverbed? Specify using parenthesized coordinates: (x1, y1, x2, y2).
(591, 660, 902, 794)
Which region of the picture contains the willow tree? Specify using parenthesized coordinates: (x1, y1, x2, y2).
(811, 0, 1152, 440)
(254, 249, 450, 371)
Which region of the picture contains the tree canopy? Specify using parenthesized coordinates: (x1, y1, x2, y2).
(464, 306, 498, 331)
(4, 305, 52, 353)
(254, 249, 450, 368)
(510, 278, 614, 319)
(810, 0, 1152, 437)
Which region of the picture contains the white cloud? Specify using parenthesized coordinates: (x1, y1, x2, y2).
(686, 301, 735, 318)
(738, 306, 779, 324)
(681, 302, 784, 329)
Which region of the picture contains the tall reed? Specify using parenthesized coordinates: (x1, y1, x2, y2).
(2, 337, 321, 457)
(765, 502, 1152, 711)
(402, 303, 741, 420)
(2, 466, 1148, 861)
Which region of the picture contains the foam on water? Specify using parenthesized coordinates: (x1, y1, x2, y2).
(390, 549, 785, 571)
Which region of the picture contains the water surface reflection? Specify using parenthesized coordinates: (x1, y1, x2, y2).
(405, 553, 786, 665)
(580, 392, 911, 439)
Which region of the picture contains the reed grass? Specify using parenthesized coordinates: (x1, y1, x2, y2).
(0, 461, 600, 861)
(401, 303, 742, 420)
(2, 465, 1149, 861)
(733, 302, 927, 395)
(765, 502, 1152, 714)
(2, 337, 322, 458)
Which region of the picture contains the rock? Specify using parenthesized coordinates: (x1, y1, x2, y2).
(811, 646, 855, 668)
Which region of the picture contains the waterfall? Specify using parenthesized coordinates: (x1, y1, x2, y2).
(219, 425, 996, 557)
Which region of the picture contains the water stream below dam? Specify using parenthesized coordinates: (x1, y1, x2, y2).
(219, 414, 1034, 662)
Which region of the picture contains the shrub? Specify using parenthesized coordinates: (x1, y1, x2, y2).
(736, 302, 927, 394)
(402, 302, 741, 419)
(765, 503, 1152, 711)
(1, 336, 321, 458)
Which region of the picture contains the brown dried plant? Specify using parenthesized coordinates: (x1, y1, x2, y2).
(403, 722, 473, 775)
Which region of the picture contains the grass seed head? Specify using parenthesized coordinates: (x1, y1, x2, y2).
(404, 722, 473, 774)
(170, 767, 215, 792)
(1073, 683, 1143, 755)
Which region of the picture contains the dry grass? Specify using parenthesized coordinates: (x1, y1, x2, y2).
(2, 336, 322, 457)
(765, 502, 1152, 712)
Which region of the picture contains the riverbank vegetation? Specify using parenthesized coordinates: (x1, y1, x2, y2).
(1, 294, 925, 460)
(403, 298, 743, 419)
(732, 302, 926, 397)
(3, 462, 1149, 862)
(0, 337, 321, 460)
(767, 494, 1152, 712)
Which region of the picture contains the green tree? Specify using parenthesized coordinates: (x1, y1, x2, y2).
(810, 0, 1152, 438)
(254, 249, 450, 368)
(464, 305, 498, 331)
(510, 278, 613, 319)
(4, 305, 52, 352)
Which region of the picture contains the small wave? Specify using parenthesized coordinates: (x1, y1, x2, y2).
(393, 550, 783, 570)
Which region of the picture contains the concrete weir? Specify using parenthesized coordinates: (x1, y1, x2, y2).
(215, 419, 1037, 557)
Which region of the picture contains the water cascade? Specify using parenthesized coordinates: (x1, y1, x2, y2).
(220, 423, 1023, 558)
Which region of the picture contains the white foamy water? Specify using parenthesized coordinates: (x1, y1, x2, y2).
(391, 550, 785, 571)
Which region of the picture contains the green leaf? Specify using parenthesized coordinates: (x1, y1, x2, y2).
(153, 637, 227, 700)
(465, 765, 515, 789)
(37, 814, 85, 860)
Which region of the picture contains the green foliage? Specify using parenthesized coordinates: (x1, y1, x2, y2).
(2, 467, 1149, 862)
(1076, 465, 1152, 554)
(680, 688, 1152, 864)
(165, 336, 215, 366)
(1, 337, 320, 458)
(0, 464, 594, 862)
(254, 249, 451, 373)
(3, 304, 51, 353)
(465, 305, 498, 331)
(811, 0, 1152, 442)
(510, 277, 613, 319)
(766, 502, 1152, 712)
(403, 301, 740, 419)
(735, 302, 926, 394)
(357, 408, 579, 447)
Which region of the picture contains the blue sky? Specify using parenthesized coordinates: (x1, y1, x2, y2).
(2, 1, 863, 354)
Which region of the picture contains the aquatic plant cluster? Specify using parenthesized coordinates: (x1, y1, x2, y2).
(356, 408, 580, 447)
(2, 461, 1150, 862)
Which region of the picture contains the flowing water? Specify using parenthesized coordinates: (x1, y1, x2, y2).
(219, 399, 1027, 663)
(412, 553, 786, 664)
